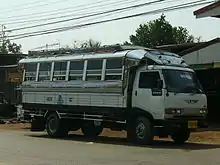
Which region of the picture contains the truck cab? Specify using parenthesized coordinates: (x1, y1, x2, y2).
(129, 64, 207, 144)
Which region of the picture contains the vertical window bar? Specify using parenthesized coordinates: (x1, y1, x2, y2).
(36, 63, 40, 81)
(50, 62, 54, 81)
(22, 64, 26, 82)
(101, 59, 106, 81)
(83, 60, 87, 81)
(66, 61, 70, 81)
(121, 65, 125, 81)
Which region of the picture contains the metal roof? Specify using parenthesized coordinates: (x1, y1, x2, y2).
(0, 65, 18, 68)
(194, 1, 220, 18)
(155, 38, 220, 56)
(19, 50, 130, 63)
(19, 49, 187, 67)
(179, 38, 220, 56)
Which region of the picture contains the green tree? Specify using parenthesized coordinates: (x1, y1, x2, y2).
(0, 38, 21, 54)
(122, 41, 132, 45)
(128, 14, 198, 48)
(80, 39, 101, 48)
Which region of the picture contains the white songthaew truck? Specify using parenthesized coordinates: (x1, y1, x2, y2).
(18, 45, 208, 145)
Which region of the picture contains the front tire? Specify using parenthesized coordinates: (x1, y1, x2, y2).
(128, 117, 154, 145)
(46, 113, 69, 138)
(171, 129, 190, 144)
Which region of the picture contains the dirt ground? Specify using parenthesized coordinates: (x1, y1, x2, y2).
(0, 123, 220, 144)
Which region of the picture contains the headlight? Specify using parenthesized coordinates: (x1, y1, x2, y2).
(176, 110, 181, 114)
(165, 108, 183, 115)
(200, 109, 208, 114)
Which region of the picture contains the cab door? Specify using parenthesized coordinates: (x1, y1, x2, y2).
(132, 71, 165, 119)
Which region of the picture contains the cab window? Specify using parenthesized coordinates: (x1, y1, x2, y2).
(139, 72, 160, 89)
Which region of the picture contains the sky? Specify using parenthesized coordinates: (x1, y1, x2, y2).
(1, 0, 220, 53)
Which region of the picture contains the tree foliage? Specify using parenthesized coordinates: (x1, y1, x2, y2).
(128, 14, 198, 48)
(123, 41, 132, 45)
(80, 39, 101, 48)
(0, 38, 21, 54)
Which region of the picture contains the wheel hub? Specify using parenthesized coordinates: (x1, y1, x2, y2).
(94, 120, 101, 127)
(48, 118, 58, 133)
(136, 122, 145, 140)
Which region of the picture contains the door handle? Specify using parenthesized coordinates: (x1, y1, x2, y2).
(135, 91, 137, 96)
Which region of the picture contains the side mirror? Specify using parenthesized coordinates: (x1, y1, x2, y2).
(157, 79, 163, 89)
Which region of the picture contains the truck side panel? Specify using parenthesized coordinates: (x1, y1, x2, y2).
(22, 91, 126, 108)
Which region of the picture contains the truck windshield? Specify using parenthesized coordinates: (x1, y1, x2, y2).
(162, 69, 203, 94)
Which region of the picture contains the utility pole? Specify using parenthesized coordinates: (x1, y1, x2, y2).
(0, 24, 8, 54)
(0, 24, 6, 46)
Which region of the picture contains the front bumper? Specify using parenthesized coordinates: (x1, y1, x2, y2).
(165, 107, 208, 118)
(163, 107, 208, 129)
(156, 116, 207, 131)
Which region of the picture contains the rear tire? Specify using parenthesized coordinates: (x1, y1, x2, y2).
(171, 129, 190, 144)
(81, 121, 103, 138)
(46, 113, 69, 138)
(127, 117, 154, 145)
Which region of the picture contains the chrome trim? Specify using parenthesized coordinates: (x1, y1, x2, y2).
(165, 108, 207, 119)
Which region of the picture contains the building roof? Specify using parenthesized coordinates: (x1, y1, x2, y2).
(155, 42, 203, 54)
(194, 1, 220, 18)
(0, 54, 27, 70)
(155, 38, 220, 56)
(0, 65, 18, 68)
(179, 38, 220, 56)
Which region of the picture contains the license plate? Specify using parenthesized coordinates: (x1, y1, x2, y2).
(188, 120, 198, 129)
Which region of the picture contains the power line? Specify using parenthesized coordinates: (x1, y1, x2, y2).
(0, 0, 71, 14)
(4, 11, 97, 26)
(7, 9, 128, 39)
(5, 0, 166, 32)
(9, 9, 136, 38)
(0, 0, 122, 21)
(9, 0, 212, 39)
(3, 0, 136, 25)
(0, 0, 47, 10)
(9, 0, 214, 40)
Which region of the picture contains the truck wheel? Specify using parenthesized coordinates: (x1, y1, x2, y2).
(171, 129, 190, 144)
(81, 121, 103, 138)
(129, 117, 153, 145)
(46, 113, 69, 138)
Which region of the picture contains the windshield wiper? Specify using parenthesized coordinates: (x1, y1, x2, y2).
(189, 87, 203, 95)
(190, 89, 197, 95)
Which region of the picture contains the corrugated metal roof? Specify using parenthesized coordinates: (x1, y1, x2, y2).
(155, 38, 220, 56)
(0, 65, 17, 68)
(179, 38, 220, 56)
(194, 1, 220, 17)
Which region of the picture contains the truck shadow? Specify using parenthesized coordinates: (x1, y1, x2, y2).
(27, 132, 220, 151)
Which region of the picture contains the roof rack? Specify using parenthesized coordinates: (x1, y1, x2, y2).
(28, 44, 151, 57)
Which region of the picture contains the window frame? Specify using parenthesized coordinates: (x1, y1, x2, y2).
(22, 57, 125, 82)
(138, 71, 161, 89)
(52, 61, 68, 81)
(104, 58, 123, 81)
(24, 63, 38, 82)
(85, 59, 104, 81)
(69, 60, 85, 81)
(38, 62, 53, 82)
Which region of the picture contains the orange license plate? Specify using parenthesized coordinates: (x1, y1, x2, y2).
(188, 120, 198, 129)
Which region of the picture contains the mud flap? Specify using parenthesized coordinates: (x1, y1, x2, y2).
(30, 117, 46, 132)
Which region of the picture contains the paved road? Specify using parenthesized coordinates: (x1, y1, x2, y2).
(0, 130, 220, 165)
